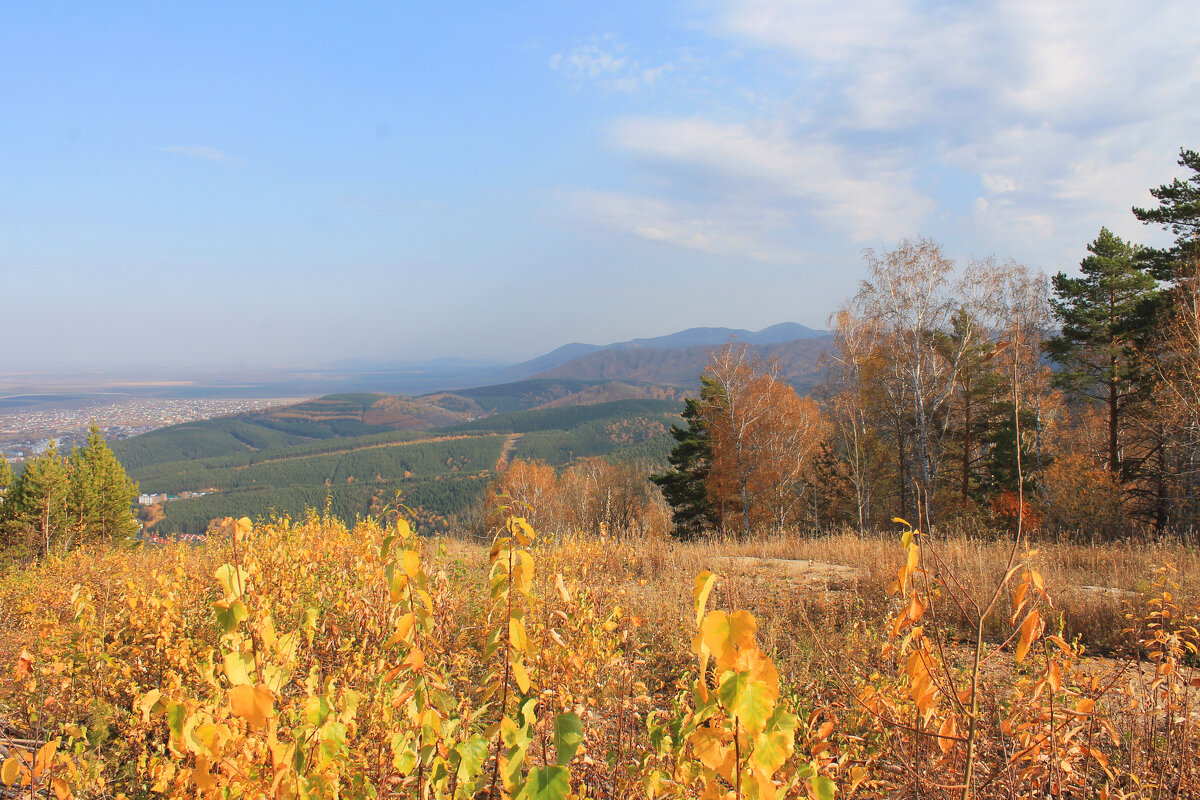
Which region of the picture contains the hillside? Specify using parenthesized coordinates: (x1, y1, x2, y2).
(130, 398, 683, 535)
(112, 380, 676, 469)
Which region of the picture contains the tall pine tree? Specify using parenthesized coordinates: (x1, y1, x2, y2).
(67, 423, 140, 547)
(2, 442, 71, 557)
(1047, 227, 1160, 480)
(651, 389, 717, 540)
(1133, 147, 1200, 281)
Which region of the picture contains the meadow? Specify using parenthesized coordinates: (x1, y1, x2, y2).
(1, 511, 1195, 799)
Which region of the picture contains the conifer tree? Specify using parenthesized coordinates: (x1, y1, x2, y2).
(1133, 147, 1200, 280)
(2, 442, 70, 557)
(0, 453, 11, 502)
(651, 390, 717, 540)
(1047, 227, 1160, 479)
(67, 423, 140, 546)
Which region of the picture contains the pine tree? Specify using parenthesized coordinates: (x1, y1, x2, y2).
(651, 391, 717, 540)
(1047, 227, 1160, 479)
(0, 454, 12, 502)
(1133, 147, 1200, 281)
(67, 423, 140, 547)
(2, 442, 70, 557)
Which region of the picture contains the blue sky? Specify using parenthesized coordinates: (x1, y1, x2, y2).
(3, 1, 1197, 370)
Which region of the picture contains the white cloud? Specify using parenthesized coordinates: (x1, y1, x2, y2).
(160, 146, 241, 164)
(707, 0, 1200, 261)
(550, 38, 675, 93)
(610, 117, 933, 242)
(570, 188, 807, 264)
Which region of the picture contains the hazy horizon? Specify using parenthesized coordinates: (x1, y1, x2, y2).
(3, 1, 1195, 370)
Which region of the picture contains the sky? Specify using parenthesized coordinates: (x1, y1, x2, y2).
(2, 1, 1198, 371)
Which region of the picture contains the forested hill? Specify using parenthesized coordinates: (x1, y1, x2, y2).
(111, 380, 680, 469)
(114, 386, 683, 535)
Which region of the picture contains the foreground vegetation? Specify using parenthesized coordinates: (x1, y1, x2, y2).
(1, 511, 1196, 799)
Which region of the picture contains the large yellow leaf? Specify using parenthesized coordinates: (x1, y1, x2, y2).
(223, 650, 255, 686)
(228, 683, 274, 729)
(509, 617, 528, 653)
(512, 660, 531, 694)
(701, 610, 756, 668)
(386, 613, 416, 647)
(402, 549, 421, 579)
(735, 647, 779, 697)
(688, 727, 731, 774)
(512, 551, 535, 594)
(2, 756, 22, 786)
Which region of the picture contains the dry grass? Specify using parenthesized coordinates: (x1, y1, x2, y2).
(1, 522, 1196, 798)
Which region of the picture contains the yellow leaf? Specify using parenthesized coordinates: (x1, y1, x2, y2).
(2, 756, 22, 786)
(397, 517, 414, 539)
(1047, 659, 1062, 693)
(228, 683, 275, 729)
(512, 660, 531, 694)
(34, 740, 57, 777)
(223, 650, 255, 686)
(688, 727, 731, 774)
(693, 571, 718, 629)
(51, 777, 72, 800)
(402, 550, 421, 579)
(235, 517, 253, 541)
(401, 647, 425, 673)
(386, 613, 416, 647)
(512, 551, 535, 594)
(906, 544, 921, 574)
(937, 716, 957, 754)
(701, 610, 756, 668)
(555, 573, 572, 604)
(509, 617, 528, 653)
(1015, 610, 1041, 664)
(192, 754, 217, 790)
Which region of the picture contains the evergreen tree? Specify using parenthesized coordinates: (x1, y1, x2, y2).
(2, 442, 70, 557)
(0, 454, 12, 502)
(651, 389, 717, 540)
(1133, 147, 1200, 281)
(67, 423, 140, 547)
(1047, 227, 1160, 479)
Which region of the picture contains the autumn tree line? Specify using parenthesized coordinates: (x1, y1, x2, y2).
(651, 148, 1200, 542)
(0, 424, 140, 559)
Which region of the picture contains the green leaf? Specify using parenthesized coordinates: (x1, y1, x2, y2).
(454, 736, 489, 784)
(519, 765, 570, 800)
(717, 670, 776, 735)
(813, 775, 837, 800)
(166, 701, 186, 740)
(213, 599, 248, 634)
(554, 712, 583, 766)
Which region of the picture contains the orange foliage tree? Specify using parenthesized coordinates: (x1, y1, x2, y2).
(701, 344, 829, 536)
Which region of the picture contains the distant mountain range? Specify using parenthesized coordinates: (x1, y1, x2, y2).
(512, 322, 826, 376)
(316, 322, 831, 396)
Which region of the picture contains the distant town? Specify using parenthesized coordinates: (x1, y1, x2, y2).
(0, 396, 303, 461)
